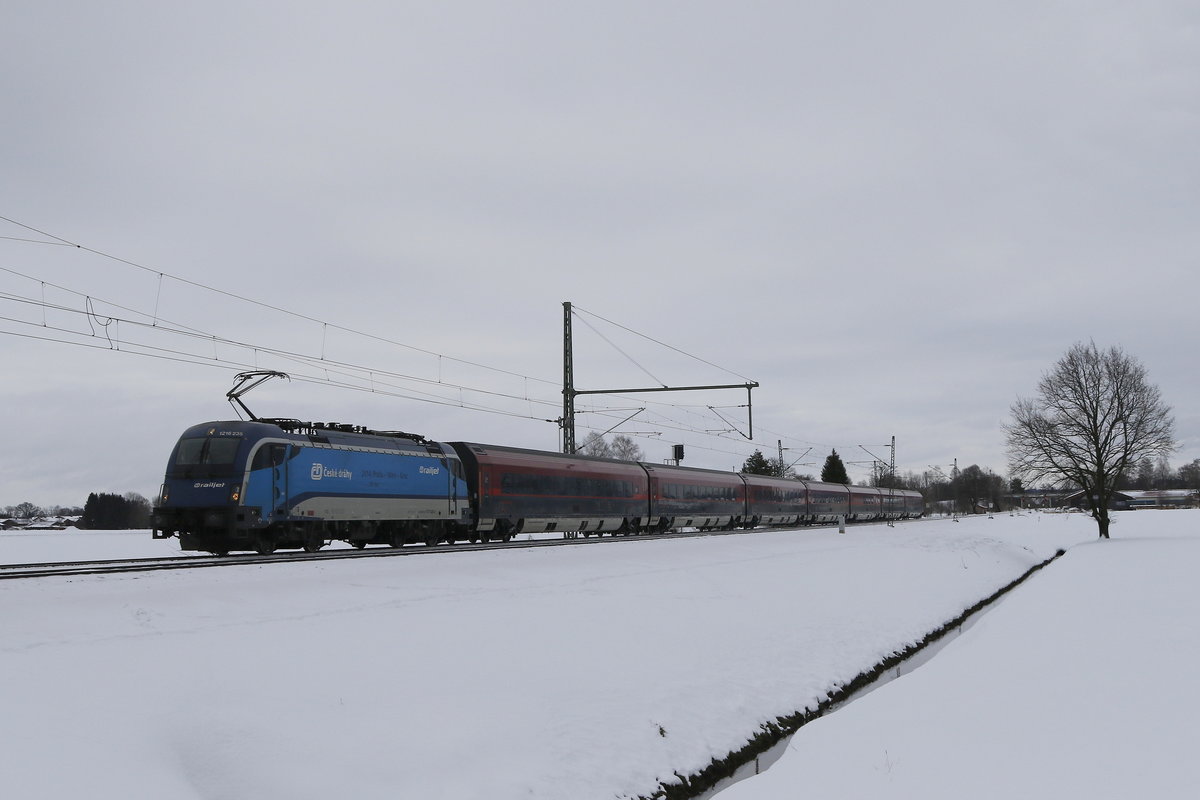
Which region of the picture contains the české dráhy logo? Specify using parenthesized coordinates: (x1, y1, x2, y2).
(310, 463, 352, 481)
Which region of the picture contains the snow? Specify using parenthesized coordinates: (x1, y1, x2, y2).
(0, 529, 190, 564)
(719, 510, 1200, 800)
(0, 511, 1190, 799)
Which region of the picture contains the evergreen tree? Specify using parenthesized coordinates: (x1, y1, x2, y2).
(741, 450, 773, 475)
(81, 492, 150, 529)
(820, 449, 850, 484)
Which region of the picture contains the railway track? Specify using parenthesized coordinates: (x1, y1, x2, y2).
(1, 519, 917, 581)
(0, 527, 721, 581)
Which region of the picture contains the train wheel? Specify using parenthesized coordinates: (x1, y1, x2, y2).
(303, 538, 323, 553)
(256, 536, 277, 556)
(351, 540, 367, 550)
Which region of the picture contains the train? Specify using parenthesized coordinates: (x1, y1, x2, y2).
(151, 417, 924, 555)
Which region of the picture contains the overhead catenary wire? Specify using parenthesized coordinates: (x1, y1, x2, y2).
(1, 215, 893, 475)
(0, 309, 880, 473)
(2, 252, 758, 444)
(571, 312, 666, 388)
(0, 215, 557, 387)
(572, 303, 756, 384)
(3, 219, 748, 428)
(0, 297, 860, 470)
(0, 297, 561, 414)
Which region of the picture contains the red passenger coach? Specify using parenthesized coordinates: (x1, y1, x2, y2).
(880, 488, 907, 520)
(902, 489, 925, 518)
(448, 443, 650, 539)
(847, 485, 883, 521)
(741, 474, 808, 528)
(643, 463, 746, 531)
(804, 481, 850, 523)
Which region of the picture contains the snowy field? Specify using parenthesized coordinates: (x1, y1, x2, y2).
(0, 528, 196, 564)
(1, 511, 1184, 799)
(721, 509, 1200, 800)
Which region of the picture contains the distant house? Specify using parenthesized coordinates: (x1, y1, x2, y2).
(0, 516, 78, 531)
(23, 518, 68, 530)
(1124, 490, 1199, 509)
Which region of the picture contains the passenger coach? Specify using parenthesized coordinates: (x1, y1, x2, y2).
(447, 443, 649, 539)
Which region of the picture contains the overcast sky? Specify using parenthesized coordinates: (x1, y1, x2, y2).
(3, 1, 1198, 509)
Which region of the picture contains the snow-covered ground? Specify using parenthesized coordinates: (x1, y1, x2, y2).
(0, 511, 1185, 799)
(720, 509, 1200, 799)
(0, 528, 191, 564)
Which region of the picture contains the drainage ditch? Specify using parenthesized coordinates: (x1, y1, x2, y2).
(638, 548, 1068, 800)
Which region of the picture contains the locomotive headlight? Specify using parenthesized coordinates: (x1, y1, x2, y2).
(229, 485, 241, 503)
(160, 484, 169, 503)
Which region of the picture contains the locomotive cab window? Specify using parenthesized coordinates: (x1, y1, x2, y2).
(175, 437, 241, 467)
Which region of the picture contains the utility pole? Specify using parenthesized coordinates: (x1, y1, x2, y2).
(560, 301, 758, 454)
(562, 301, 576, 453)
(889, 436, 896, 487)
(888, 435, 896, 526)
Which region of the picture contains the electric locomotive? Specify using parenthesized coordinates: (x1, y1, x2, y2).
(151, 419, 469, 554)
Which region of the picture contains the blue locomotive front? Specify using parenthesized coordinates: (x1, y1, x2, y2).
(152, 420, 469, 554)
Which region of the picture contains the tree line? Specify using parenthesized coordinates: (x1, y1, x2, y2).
(1, 492, 153, 529)
(2, 502, 83, 519)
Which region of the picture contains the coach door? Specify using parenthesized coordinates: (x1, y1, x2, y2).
(269, 444, 290, 520)
(446, 454, 462, 519)
(247, 442, 291, 521)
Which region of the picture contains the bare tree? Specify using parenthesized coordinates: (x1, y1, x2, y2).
(609, 434, 644, 462)
(124, 492, 153, 529)
(579, 432, 612, 458)
(1152, 456, 1175, 490)
(1005, 342, 1175, 538)
(1179, 459, 1200, 492)
(14, 501, 44, 519)
(951, 464, 1005, 514)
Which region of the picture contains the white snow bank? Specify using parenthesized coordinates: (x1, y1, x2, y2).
(0, 513, 1093, 799)
(719, 509, 1200, 799)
